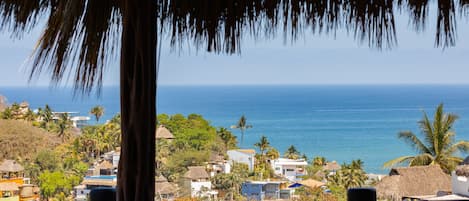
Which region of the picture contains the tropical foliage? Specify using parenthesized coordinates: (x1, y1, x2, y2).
(328, 160, 367, 190)
(284, 145, 301, 159)
(156, 114, 228, 182)
(383, 104, 469, 172)
(211, 163, 249, 201)
(294, 186, 338, 201)
(231, 115, 252, 146)
(90, 106, 105, 123)
(253, 135, 276, 180)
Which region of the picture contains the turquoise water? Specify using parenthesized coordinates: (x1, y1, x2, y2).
(2, 85, 469, 174)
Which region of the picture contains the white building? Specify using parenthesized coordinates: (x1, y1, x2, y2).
(452, 165, 469, 197)
(183, 166, 218, 199)
(207, 154, 231, 177)
(270, 158, 308, 182)
(227, 149, 256, 171)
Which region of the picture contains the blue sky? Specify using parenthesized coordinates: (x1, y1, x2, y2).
(1, 6, 469, 87)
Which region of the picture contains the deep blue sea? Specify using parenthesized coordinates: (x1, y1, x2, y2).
(2, 85, 469, 174)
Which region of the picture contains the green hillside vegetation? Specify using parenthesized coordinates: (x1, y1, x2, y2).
(156, 114, 233, 181)
(0, 119, 61, 161)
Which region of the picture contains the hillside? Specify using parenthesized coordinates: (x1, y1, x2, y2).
(0, 119, 61, 161)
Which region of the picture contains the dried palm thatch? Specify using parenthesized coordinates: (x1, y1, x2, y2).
(183, 166, 210, 180)
(0, 0, 465, 91)
(0, 159, 24, 172)
(156, 125, 174, 139)
(455, 165, 469, 177)
(375, 165, 451, 201)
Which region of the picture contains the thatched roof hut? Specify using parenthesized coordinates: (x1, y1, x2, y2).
(324, 161, 340, 171)
(155, 175, 178, 195)
(375, 165, 451, 201)
(300, 179, 325, 189)
(0, 182, 19, 191)
(0, 160, 24, 173)
(97, 160, 114, 170)
(156, 125, 175, 139)
(183, 166, 209, 180)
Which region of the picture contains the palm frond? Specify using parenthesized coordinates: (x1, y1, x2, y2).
(447, 141, 469, 154)
(398, 131, 431, 154)
(0, 0, 49, 35)
(419, 111, 435, 154)
(1, 0, 121, 94)
(383, 155, 415, 168)
(409, 153, 433, 166)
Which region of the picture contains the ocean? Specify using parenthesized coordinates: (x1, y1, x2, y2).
(2, 85, 469, 174)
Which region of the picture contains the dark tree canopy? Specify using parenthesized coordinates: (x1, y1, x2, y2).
(0, 0, 467, 92)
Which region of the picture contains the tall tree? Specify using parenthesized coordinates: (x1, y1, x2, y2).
(284, 145, 300, 159)
(90, 106, 104, 123)
(217, 127, 238, 151)
(56, 113, 72, 142)
(231, 115, 252, 146)
(254, 135, 270, 156)
(384, 103, 469, 172)
(266, 148, 280, 160)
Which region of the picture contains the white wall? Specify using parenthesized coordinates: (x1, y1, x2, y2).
(452, 172, 469, 197)
(227, 150, 254, 171)
(191, 181, 212, 197)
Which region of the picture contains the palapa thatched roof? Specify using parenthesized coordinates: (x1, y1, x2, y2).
(0, 182, 19, 191)
(375, 165, 451, 201)
(97, 160, 114, 170)
(155, 181, 178, 195)
(455, 165, 469, 177)
(324, 161, 340, 171)
(210, 153, 225, 162)
(300, 179, 325, 189)
(82, 178, 117, 186)
(0, 160, 24, 172)
(183, 166, 209, 180)
(156, 175, 168, 183)
(156, 125, 175, 139)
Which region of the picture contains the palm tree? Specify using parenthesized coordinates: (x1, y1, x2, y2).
(266, 148, 280, 160)
(254, 135, 270, 156)
(57, 113, 72, 142)
(313, 156, 327, 167)
(231, 115, 252, 146)
(217, 127, 238, 151)
(1, 1, 463, 200)
(90, 106, 105, 123)
(384, 104, 469, 172)
(284, 145, 300, 159)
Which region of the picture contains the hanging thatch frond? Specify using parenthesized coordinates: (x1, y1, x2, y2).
(0, 0, 466, 91)
(0, 0, 122, 93)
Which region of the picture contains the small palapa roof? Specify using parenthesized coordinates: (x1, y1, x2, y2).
(183, 166, 209, 180)
(0, 182, 19, 191)
(229, 149, 255, 155)
(375, 165, 451, 201)
(0, 160, 24, 172)
(156, 175, 168, 183)
(155, 181, 178, 195)
(82, 178, 116, 186)
(455, 165, 469, 177)
(156, 125, 175, 139)
(300, 179, 325, 189)
(97, 160, 113, 170)
(323, 161, 340, 171)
